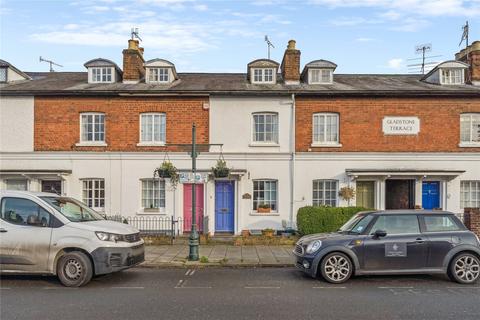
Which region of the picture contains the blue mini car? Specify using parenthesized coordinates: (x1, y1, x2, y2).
(294, 210, 480, 284)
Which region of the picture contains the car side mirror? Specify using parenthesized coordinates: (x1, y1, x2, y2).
(373, 229, 387, 238)
(27, 215, 42, 226)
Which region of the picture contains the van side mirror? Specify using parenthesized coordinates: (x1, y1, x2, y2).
(373, 229, 387, 238)
(27, 215, 42, 226)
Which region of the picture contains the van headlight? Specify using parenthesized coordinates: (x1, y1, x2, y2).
(95, 231, 123, 242)
(306, 240, 322, 254)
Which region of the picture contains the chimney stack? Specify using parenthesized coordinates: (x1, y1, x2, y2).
(281, 40, 301, 85)
(456, 40, 480, 85)
(122, 39, 145, 83)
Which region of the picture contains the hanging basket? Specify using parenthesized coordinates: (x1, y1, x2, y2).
(154, 161, 179, 189)
(211, 158, 230, 178)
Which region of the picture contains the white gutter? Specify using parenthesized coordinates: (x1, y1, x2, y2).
(289, 93, 296, 228)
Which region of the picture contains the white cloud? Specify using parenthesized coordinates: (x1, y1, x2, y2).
(355, 37, 375, 42)
(387, 58, 403, 69)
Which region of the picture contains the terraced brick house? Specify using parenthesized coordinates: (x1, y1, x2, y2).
(1, 39, 479, 235)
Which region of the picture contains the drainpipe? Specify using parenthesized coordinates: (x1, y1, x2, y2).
(289, 93, 296, 229)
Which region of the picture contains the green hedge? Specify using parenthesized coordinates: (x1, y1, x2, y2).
(297, 206, 369, 235)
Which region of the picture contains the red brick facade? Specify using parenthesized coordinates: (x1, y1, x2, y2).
(464, 208, 480, 237)
(34, 96, 209, 151)
(296, 97, 480, 152)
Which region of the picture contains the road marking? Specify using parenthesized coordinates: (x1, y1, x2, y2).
(174, 279, 211, 289)
(244, 286, 280, 289)
(446, 286, 480, 289)
(42, 287, 78, 290)
(190, 269, 196, 276)
(313, 286, 346, 289)
(0, 287, 11, 290)
(378, 286, 414, 289)
(175, 280, 184, 288)
(185, 269, 196, 276)
(111, 287, 144, 289)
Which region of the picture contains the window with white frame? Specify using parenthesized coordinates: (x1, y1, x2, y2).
(460, 113, 480, 145)
(90, 67, 113, 83)
(441, 69, 463, 85)
(142, 179, 166, 209)
(80, 113, 105, 143)
(5, 179, 28, 191)
(82, 179, 105, 209)
(309, 69, 332, 84)
(140, 113, 166, 144)
(0, 67, 7, 82)
(313, 113, 339, 145)
(253, 180, 278, 211)
(148, 68, 169, 83)
(252, 68, 275, 83)
(253, 113, 278, 143)
(313, 180, 338, 207)
(461, 181, 480, 209)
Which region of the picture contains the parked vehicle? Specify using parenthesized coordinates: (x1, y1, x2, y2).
(294, 210, 480, 284)
(0, 190, 144, 287)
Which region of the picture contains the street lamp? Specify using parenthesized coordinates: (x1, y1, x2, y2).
(189, 124, 199, 261)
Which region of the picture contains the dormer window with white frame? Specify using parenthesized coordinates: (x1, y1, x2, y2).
(309, 69, 333, 84)
(91, 67, 113, 83)
(84, 58, 120, 84)
(252, 68, 275, 83)
(148, 68, 169, 83)
(440, 69, 464, 85)
(0, 67, 7, 82)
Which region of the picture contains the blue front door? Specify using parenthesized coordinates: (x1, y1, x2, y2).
(215, 181, 234, 232)
(422, 181, 440, 210)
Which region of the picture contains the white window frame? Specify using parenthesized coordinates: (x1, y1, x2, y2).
(309, 69, 333, 84)
(4, 179, 28, 191)
(461, 181, 480, 209)
(141, 179, 166, 212)
(147, 67, 170, 83)
(313, 179, 338, 207)
(251, 68, 276, 84)
(0, 67, 7, 82)
(78, 112, 106, 146)
(440, 68, 464, 85)
(82, 178, 105, 211)
(252, 112, 279, 144)
(459, 113, 480, 147)
(138, 113, 166, 146)
(90, 67, 114, 83)
(312, 113, 341, 147)
(252, 179, 278, 213)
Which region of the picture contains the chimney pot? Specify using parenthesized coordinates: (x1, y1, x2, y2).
(287, 40, 296, 50)
(456, 40, 480, 85)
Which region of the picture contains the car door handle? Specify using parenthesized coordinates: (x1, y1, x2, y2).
(0, 228, 7, 233)
(415, 238, 425, 244)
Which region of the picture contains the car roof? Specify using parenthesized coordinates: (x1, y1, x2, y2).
(365, 210, 455, 215)
(0, 190, 60, 198)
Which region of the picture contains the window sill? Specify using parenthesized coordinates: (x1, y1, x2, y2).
(137, 142, 166, 147)
(311, 143, 342, 148)
(458, 142, 480, 148)
(250, 212, 280, 216)
(75, 142, 108, 147)
(249, 143, 280, 147)
(137, 208, 166, 215)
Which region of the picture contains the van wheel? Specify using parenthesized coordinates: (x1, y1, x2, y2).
(320, 252, 353, 284)
(449, 253, 480, 284)
(57, 252, 93, 287)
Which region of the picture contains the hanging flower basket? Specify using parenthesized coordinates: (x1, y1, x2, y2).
(211, 159, 230, 178)
(339, 186, 356, 202)
(154, 161, 179, 189)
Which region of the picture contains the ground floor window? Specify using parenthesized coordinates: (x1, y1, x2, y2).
(142, 179, 165, 209)
(461, 181, 480, 208)
(5, 179, 28, 191)
(82, 179, 105, 210)
(253, 180, 278, 211)
(313, 180, 338, 207)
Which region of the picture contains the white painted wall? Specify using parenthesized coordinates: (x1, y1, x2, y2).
(0, 96, 34, 152)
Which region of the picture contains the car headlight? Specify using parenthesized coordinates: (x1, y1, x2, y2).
(95, 231, 123, 242)
(305, 240, 322, 254)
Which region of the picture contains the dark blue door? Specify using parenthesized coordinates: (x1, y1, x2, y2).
(215, 181, 234, 232)
(422, 181, 440, 210)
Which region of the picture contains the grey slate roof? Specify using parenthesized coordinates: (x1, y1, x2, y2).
(1, 71, 479, 96)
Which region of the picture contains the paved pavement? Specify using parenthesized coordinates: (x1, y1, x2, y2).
(1, 268, 479, 320)
(144, 245, 295, 267)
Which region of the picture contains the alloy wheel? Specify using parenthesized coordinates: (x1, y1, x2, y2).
(324, 255, 350, 282)
(454, 255, 480, 283)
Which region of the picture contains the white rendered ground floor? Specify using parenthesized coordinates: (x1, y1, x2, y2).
(1, 152, 479, 235)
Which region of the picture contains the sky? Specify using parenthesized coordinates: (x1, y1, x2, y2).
(1, 0, 479, 74)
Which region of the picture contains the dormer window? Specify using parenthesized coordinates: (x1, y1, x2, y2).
(309, 69, 333, 84)
(91, 67, 113, 83)
(0, 60, 31, 83)
(252, 68, 275, 83)
(441, 69, 464, 85)
(148, 68, 169, 83)
(247, 59, 279, 85)
(0, 67, 7, 82)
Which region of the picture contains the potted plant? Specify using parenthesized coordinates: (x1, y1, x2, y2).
(241, 229, 250, 238)
(257, 203, 271, 213)
(211, 159, 230, 178)
(339, 186, 356, 206)
(154, 161, 179, 189)
(262, 228, 275, 237)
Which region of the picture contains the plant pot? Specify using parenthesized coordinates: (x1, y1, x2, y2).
(241, 229, 250, 237)
(262, 230, 275, 237)
(257, 207, 271, 213)
(157, 169, 172, 179)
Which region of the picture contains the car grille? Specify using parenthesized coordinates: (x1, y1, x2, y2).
(127, 252, 145, 266)
(294, 244, 305, 256)
(110, 253, 123, 267)
(124, 233, 141, 243)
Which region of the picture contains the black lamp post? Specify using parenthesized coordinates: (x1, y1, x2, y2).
(189, 123, 199, 261)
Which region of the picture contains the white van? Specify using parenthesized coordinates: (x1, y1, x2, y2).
(0, 190, 144, 287)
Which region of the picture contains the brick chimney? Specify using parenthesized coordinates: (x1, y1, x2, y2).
(281, 40, 301, 85)
(456, 40, 480, 85)
(122, 39, 145, 83)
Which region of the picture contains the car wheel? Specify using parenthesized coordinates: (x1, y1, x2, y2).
(320, 252, 353, 284)
(57, 251, 93, 287)
(449, 253, 480, 284)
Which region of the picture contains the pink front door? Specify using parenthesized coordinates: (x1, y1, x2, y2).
(183, 184, 204, 232)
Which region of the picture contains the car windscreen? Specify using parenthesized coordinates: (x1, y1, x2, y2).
(338, 213, 374, 234)
(40, 196, 105, 222)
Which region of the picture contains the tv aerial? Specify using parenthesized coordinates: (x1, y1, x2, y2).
(264, 35, 275, 60)
(131, 27, 142, 41)
(39, 56, 63, 72)
(407, 43, 441, 74)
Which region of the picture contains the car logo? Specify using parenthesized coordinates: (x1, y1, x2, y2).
(392, 244, 399, 251)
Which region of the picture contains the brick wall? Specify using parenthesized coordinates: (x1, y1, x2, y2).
(281, 40, 300, 82)
(296, 97, 480, 152)
(34, 96, 209, 151)
(464, 208, 480, 237)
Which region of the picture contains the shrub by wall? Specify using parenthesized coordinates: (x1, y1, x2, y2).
(297, 206, 369, 235)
